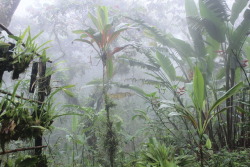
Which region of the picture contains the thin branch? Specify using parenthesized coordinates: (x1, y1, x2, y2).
(0, 23, 14, 36)
(0, 89, 43, 104)
(0, 145, 47, 155)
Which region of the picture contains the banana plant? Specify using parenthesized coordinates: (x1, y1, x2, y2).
(163, 67, 243, 167)
(186, 0, 250, 149)
(129, 0, 250, 150)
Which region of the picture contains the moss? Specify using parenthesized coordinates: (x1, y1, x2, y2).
(0, 107, 53, 151)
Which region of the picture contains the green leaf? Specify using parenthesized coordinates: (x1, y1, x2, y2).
(20, 26, 30, 40)
(193, 67, 205, 110)
(31, 31, 43, 42)
(119, 57, 159, 71)
(108, 25, 129, 44)
(118, 84, 148, 98)
(0, 41, 10, 48)
(208, 82, 243, 114)
(236, 106, 250, 116)
(216, 67, 226, 80)
(206, 34, 220, 59)
(46, 85, 75, 101)
(88, 12, 102, 31)
(11, 81, 22, 101)
(97, 6, 109, 29)
(168, 112, 181, 117)
(185, 0, 198, 17)
(72, 30, 85, 34)
(86, 79, 102, 85)
(230, 0, 249, 25)
(170, 37, 196, 57)
(8, 35, 21, 41)
(74, 39, 94, 47)
(205, 138, 212, 149)
(185, 0, 207, 58)
(202, 18, 225, 43)
(63, 89, 75, 97)
(202, 0, 230, 21)
(132, 114, 148, 121)
(31, 126, 47, 131)
(199, 0, 226, 43)
(228, 9, 250, 52)
(52, 113, 84, 120)
(156, 51, 176, 81)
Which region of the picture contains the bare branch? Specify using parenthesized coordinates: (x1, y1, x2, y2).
(0, 145, 47, 155)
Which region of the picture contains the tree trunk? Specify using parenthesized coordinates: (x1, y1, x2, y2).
(0, 0, 21, 27)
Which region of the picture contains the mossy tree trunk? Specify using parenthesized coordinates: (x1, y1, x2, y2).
(34, 60, 47, 167)
(0, 0, 21, 27)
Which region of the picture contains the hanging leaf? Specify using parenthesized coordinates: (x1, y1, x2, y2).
(118, 84, 148, 98)
(199, 0, 226, 43)
(193, 67, 205, 110)
(208, 82, 243, 114)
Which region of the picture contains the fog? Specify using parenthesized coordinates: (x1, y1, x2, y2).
(1, 0, 249, 166)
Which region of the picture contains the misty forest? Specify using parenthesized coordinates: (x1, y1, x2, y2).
(0, 0, 250, 166)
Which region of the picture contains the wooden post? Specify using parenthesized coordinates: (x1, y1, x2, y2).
(35, 60, 46, 156)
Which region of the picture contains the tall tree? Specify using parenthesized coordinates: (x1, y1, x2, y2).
(0, 0, 21, 27)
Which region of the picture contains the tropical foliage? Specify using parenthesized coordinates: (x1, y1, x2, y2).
(1, 0, 250, 167)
